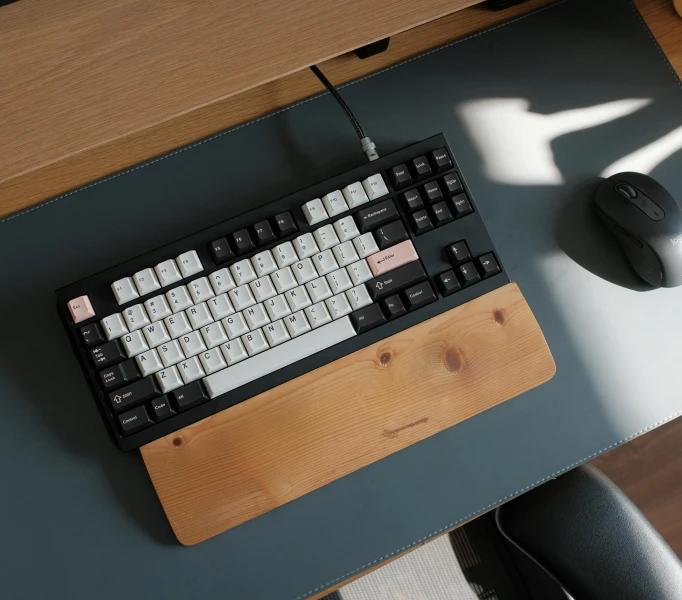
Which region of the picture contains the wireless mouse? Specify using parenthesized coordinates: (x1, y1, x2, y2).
(594, 172, 682, 288)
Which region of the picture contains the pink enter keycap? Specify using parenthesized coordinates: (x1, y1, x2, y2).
(67, 295, 96, 324)
(367, 240, 419, 277)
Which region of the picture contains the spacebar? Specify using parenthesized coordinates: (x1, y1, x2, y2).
(203, 317, 357, 399)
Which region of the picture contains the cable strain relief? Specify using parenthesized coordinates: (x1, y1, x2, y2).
(360, 137, 379, 162)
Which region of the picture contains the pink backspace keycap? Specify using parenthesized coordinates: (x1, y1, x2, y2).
(367, 240, 419, 277)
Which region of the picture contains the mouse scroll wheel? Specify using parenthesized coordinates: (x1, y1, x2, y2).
(615, 183, 638, 199)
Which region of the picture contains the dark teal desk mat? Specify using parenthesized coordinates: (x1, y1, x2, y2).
(2, 0, 682, 598)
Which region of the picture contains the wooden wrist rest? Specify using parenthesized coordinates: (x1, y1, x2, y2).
(141, 282, 556, 545)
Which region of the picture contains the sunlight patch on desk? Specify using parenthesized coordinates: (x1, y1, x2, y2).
(457, 98, 651, 185)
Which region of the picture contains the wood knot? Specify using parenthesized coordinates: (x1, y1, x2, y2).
(378, 350, 393, 367)
(444, 347, 464, 373)
(172, 436, 184, 448)
(493, 309, 506, 326)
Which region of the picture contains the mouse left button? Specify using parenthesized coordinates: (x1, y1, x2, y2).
(68, 295, 96, 324)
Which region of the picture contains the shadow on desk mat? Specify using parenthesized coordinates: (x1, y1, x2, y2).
(1, 0, 682, 598)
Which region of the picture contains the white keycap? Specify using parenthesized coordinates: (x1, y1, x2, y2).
(142, 321, 172, 348)
(199, 347, 227, 375)
(305, 302, 332, 329)
(362, 173, 389, 200)
(293, 233, 319, 259)
(166, 286, 193, 313)
(188, 276, 215, 303)
(207, 293, 234, 320)
(313, 224, 340, 251)
(292, 258, 318, 285)
(265, 294, 292, 320)
(272, 267, 297, 293)
(186, 302, 214, 329)
(155, 259, 183, 287)
(306, 277, 333, 303)
(312, 249, 338, 276)
(284, 311, 312, 338)
(242, 328, 270, 356)
(200, 321, 229, 348)
(122, 304, 151, 331)
(144, 295, 172, 322)
(327, 268, 353, 295)
(208, 268, 236, 294)
(156, 365, 183, 393)
(133, 268, 161, 296)
(221, 338, 249, 365)
(243, 303, 271, 330)
(273, 242, 298, 268)
(158, 339, 185, 367)
(230, 259, 257, 286)
(111, 277, 139, 305)
(179, 330, 207, 357)
(342, 182, 369, 208)
(353, 232, 379, 258)
(263, 319, 290, 347)
(250, 276, 277, 302)
(222, 312, 250, 339)
(285, 286, 312, 312)
(334, 216, 360, 242)
(302, 198, 328, 225)
(177, 250, 203, 278)
(321, 190, 349, 217)
(228, 284, 256, 311)
(164, 312, 193, 338)
(348, 259, 373, 285)
(326, 293, 352, 319)
(332, 240, 359, 267)
(121, 329, 149, 357)
(203, 317, 356, 398)
(178, 355, 206, 384)
(101, 313, 128, 340)
(347, 284, 372, 310)
(251, 250, 278, 277)
(136, 348, 163, 376)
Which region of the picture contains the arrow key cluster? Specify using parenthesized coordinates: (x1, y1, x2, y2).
(437, 241, 501, 295)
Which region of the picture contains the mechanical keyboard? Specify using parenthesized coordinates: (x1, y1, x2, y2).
(56, 134, 509, 451)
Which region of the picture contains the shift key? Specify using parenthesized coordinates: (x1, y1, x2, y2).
(109, 376, 160, 413)
(367, 261, 427, 301)
(356, 199, 399, 233)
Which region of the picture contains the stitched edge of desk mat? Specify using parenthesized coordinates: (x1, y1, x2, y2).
(3, 0, 680, 597)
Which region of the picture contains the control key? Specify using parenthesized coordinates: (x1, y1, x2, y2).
(118, 405, 153, 436)
(403, 281, 437, 311)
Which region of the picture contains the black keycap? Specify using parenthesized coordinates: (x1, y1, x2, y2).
(476, 253, 501, 279)
(431, 201, 453, 226)
(172, 381, 210, 412)
(99, 359, 141, 390)
(382, 294, 406, 320)
(367, 260, 427, 301)
(118, 405, 153, 436)
(209, 237, 235, 264)
(109, 376, 160, 413)
(403, 281, 437, 311)
(447, 240, 471, 265)
(457, 262, 482, 287)
(451, 193, 474, 218)
(150, 395, 176, 422)
(232, 229, 256, 255)
(80, 322, 105, 347)
(411, 155, 432, 180)
(351, 304, 387, 333)
(410, 210, 433, 235)
(375, 220, 409, 250)
(253, 220, 276, 246)
(431, 147, 453, 172)
(389, 163, 413, 189)
(90, 339, 126, 369)
(274, 211, 298, 237)
(437, 270, 462, 296)
(423, 181, 443, 203)
(356, 199, 400, 233)
(443, 172, 463, 194)
(401, 188, 423, 212)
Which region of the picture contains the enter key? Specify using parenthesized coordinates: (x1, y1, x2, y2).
(367, 240, 419, 277)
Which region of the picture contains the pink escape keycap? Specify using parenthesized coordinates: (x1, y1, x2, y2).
(67, 295, 96, 324)
(367, 240, 419, 277)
